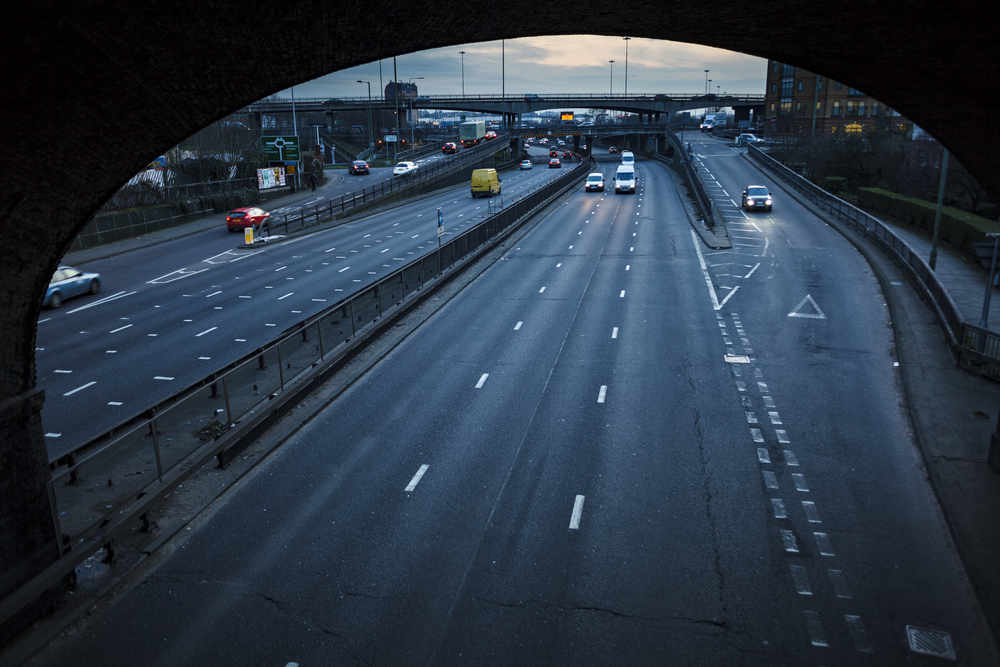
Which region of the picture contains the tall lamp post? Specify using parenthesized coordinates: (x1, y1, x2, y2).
(408, 76, 423, 151)
(623, 37, 631, 98)
(459, 51, 466, 96)
(704, 69, 709, 94)
(357, 80, 373, 161)
(609, 60, 615, 95)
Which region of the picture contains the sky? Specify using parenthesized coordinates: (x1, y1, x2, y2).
(279, 36, 767, 101)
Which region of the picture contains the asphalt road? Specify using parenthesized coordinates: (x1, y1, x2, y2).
(27, 152, 998, 665)
(36, 158, 573, 457)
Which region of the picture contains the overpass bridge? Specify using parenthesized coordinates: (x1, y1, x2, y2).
(243, 92, 765, 126)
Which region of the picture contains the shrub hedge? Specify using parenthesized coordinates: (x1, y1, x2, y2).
(858, 187, 1000, 259)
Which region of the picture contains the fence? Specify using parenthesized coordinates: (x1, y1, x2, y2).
(746, 145, 1000, 379)
(0, 156, 592, 627)
(661, 127, 723, 228)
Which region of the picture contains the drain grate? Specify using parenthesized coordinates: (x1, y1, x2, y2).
(724, 355, 751, 364)
(906, 625, 956, 660)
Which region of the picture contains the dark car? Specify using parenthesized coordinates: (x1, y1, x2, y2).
(562, 151, 573, 159)
(349, 160, 370, 175)
(226, 207, 271, 232)
(608, 146, 618, 154)
(44, 265, 101, 309)
(549, 158, 561, 168)
(742, 185, 773, 212)
(442, 142, 458, 154)
(550, 149, 558, 157)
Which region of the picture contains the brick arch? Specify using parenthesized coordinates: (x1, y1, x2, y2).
(1, 0, 995, 598)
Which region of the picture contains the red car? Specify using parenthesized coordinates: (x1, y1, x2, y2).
(349, 160, 370, 175)
(442, 142, 458, 154)
(226, 207, 270, 233)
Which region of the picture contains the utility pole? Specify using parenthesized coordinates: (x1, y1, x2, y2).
(393, 57, 400, 164)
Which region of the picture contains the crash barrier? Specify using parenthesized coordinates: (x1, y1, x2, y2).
(661, 128, 723, 228)
(746, 145, 1000, 380)
(264, 135, 510, 235)
(0, 156, 592, 628)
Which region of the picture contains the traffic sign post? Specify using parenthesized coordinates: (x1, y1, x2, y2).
(437, 207, 444, 246)
(261, 136, 300, 161)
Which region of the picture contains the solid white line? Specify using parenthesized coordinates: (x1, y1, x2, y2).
(205, 290, 222, 298)
(514, 321, 522, 330)
(195, 327, 217, 337)
(762, 237, 769, 256)
(475, 373, 489, 389)
(147, 267, 210, 284)
(338, 267, 350, 272)
(54, 369, 72, 374)
(404, 464, 429, 492)
(718, 286, 740, 308)
(690, 229, 721, 310)
(569, 495, 585, 530)
(744, 263, 761, 279)
(63, 381, 96, 396)
(108, 401, 123, 406)
(612, 327, 618, 339)
(381, 248, 390, 253)
(597, 385, 607, 403)
(109, 324, 133, 333)
(278, 293, 293, 300)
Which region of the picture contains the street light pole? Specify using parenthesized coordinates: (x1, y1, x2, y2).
(609, 60, 615, 96)
(357, 80, 372, 161)
(623, 37, 631, 98)
(704, 69, 709, 95)
(409, 76, 423, 152)
(460, 51, 466, 96)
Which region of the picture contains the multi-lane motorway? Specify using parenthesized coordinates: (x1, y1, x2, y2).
(27, 142, 998, 665)
(36, 150, 570, 457)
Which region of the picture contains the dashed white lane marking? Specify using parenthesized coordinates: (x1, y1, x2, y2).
(274, 266, 287, 272)
(278, 293, 293, 300)
(514, 322, 523, 330)
(804, 611, 829, 647)
(475, 373, 489, 389)
(63, 381, 96, 396)
(768, 411, 782, 424)
(597, 385, 607, 403)
(569, 495, 585, 530)
(626, 265, 630, 270)
(404, 464, 429, 492)
(147, 333, 158, 337)
(106, 350, 116, 354)
(108, 401, 123, 406)
(612, 327, 618, 339)
(235, 338, 246, 342)
(54, 369, 72, 374)
(153, 376, 174, 381)
(802, 501, 822, 523)
(757, 448, 771, 463)
(846, 615, 874, 653)
(829, 569, 852, 598)
(556, 263, 562, 267)
(110, 324, 133, 333)
(381, 248, 390, 253)
(790, 565, 812, 595)
(239, 295, 252, 299)
(539, 286, 546, 293)
(45, 433, 61, 438)
(198, 357, 211, 360)
(195, 327, 217, 337)
(763, 470, 778, 489)
(206, 290, 222, 297)
(814, 532, 835, 556)
(619, 290, 625, 298)
(338, 267, 350, 272)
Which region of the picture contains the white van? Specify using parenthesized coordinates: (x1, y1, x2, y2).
(615, 165, 636, 194)
(621, 151, 635, 165)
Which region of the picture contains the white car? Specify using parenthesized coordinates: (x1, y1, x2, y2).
(393, 161, 418, 176)
(585, 173, 605, 192)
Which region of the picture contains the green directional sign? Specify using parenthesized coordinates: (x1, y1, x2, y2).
(261, 136, 300, 161)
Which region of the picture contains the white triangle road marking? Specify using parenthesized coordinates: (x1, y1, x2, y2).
(788, 294, 827, 319)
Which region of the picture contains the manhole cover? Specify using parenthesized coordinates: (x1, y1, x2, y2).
(724, 355, 750, 364)
(906, 625, 956, 660)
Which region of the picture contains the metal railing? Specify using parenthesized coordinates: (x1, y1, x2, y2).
(260, 136, 510, 235)
(746, 145, 1000, 379)
(0, 156, 592, 628)
(659, 127, 722, 229)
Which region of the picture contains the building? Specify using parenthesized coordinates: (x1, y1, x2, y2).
(762, 60, 911, 136)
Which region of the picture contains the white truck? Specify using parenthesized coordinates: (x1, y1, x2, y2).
(460, 121, 486, 148)
(700, 113, 727, 132)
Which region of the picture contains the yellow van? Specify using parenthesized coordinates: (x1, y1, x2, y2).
(470, 169, 502, 198)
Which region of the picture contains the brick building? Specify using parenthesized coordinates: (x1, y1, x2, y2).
(763, 59, 912, 136)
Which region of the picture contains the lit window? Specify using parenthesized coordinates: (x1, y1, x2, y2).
(832, 101, 841, 116)
(769, 103, 775, 112)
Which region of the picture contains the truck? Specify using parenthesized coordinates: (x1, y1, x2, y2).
(700, 113, 727, 132)
(460, 121, 486, 148)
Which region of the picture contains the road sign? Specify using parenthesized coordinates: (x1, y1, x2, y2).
(437, 208, 444, 238)
(261, 136, 300, 161)
(385, 135, 398, 143)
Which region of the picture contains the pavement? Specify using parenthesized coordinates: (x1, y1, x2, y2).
(21, 152, 1000, 656)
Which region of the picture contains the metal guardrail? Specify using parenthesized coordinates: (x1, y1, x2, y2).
(0, 156, 592, 627)
(259, 136, 510, 236)
(660, 128, 722, 229)
(746, 145, 1000, 379)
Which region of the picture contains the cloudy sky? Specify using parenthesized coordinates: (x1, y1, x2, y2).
(280, 36, 767, 100)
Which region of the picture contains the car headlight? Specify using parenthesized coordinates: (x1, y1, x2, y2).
(747, 199, 754, 205)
